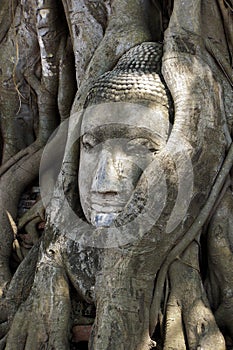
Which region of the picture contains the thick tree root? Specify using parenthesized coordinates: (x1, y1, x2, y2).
(0, 148, 43, 297)
(150, 141, 233, 334)
(0, 0, 17, 44)
(163, 242, 225, 350)
(4, 247, 71, 350)
(206, 189, 233, 339)
(0, 142, 41, 177)
(0, 243, 40, 343)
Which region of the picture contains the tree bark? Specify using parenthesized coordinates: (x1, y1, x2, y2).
(0, 0, 232, 349)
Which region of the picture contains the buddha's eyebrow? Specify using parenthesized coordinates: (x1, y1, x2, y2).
(82, 123, 167, 145)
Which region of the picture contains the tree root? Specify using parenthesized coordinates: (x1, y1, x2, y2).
(0, 0, 71, 296)
(163, 242, 225, 350)
(4, 248, 71, 350)
(150, 141, 233, 335)
(206, 189, 233, 339)
(0, 148, 43, 297)
(15, 199, 45, 261)
(0, 0, 17, 44)
(18, 199, 45, 230)
(0, 141, 41, 177)
(0, 242, 39, 346)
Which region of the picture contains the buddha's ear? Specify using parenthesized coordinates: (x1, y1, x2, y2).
(39, 109, 84, 214)
(61, 111, 84, 212)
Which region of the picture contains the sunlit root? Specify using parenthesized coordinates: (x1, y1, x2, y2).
(163, 242, 225, 350)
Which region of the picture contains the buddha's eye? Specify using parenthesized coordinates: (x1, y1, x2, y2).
(126, 138, 159, 154)
(81, 134, 98, 151)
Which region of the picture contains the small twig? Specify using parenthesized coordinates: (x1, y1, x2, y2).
(11, 0, 25, 114)
(149, 142, 233, 335)
(6, 210, 17, 239)
(6, 210, 24, 262)
(12, 239, 24, 262)
(224, 0, 233, 12)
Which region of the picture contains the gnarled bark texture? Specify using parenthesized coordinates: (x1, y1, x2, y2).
(0, 0, 232, 349)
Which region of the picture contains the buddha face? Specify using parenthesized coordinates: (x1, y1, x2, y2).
(78, 102, 169, 227)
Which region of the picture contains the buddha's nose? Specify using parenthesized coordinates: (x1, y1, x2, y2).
(91, 150, 121, 195)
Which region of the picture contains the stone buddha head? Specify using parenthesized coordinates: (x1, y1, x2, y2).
(78, 42, 171, 228)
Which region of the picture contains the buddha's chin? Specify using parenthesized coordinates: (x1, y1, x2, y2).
(90, 211, 119, 227)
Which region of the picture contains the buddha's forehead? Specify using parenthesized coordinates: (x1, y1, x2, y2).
(81, 102, 169, 139)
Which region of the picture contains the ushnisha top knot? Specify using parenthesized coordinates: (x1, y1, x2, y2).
(85, 42, 170, 109)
